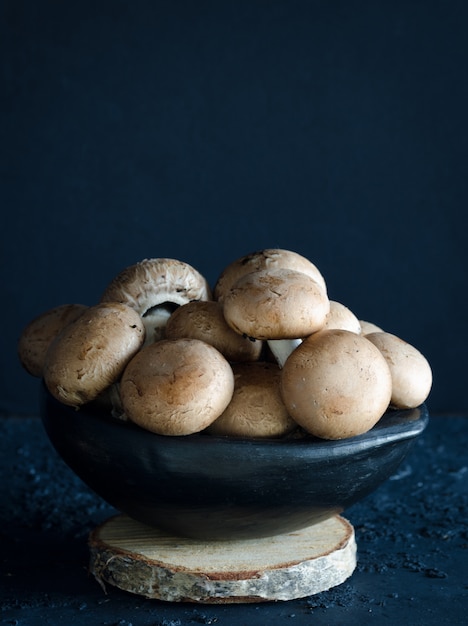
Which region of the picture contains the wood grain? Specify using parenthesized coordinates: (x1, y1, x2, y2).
(89, 514, 356, 603)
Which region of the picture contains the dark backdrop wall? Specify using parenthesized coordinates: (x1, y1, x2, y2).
(2, 0, 466, 415)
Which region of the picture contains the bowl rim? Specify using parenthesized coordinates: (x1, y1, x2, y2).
(40, 383, 429, 457)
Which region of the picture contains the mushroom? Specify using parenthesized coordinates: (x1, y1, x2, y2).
(120, 338, 235, 436)
(280, 329, 393, 440)
(214, 248, 327, 302)
(206, 361, 297, 438)
(222, 267, 330, 366)
(91, 381, 126, 421)
(365, 332, 432, 409)
(43, 302, 145, 407)
(322, 300, 361, 334)
(99, 258, 212, 344)
(18, 303, 88, 377)
(164, 300, 263, 362)
(359, 320, 384, 335)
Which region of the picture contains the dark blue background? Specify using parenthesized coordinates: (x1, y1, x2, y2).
(2, 0, 466, 414)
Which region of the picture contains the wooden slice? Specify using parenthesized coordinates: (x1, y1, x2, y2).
(88, 514, 356, 604)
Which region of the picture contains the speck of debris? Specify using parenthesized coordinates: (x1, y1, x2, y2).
(0, 414, 466, 622)
(190, 609, 219, 624)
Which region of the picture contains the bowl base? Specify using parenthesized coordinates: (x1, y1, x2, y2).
(88, 514, 357, 603)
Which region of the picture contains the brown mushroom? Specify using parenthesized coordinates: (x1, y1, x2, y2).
(91, 381, 126, 420)
(206, 362, 297, 438)
(120, 338, 235, 436)
(280, 329, 393, 440)
(322, 301, 361, 334)
(18, 303, 88, 377)
(100, 258, 212, 344)
(165, 300, 263, 362)
(222, 267, 330, 366)
(214, 248, 327, 302)
(365, 332, 432, 409)
(359, 320, 384, 335)
(43, 302, 145, 407)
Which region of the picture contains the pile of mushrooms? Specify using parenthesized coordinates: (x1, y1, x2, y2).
(18, 250, 433, 440)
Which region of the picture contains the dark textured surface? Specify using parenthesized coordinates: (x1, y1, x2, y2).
(1, 413, 467, 625)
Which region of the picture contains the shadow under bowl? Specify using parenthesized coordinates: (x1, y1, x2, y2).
(40, 385, 429, 540)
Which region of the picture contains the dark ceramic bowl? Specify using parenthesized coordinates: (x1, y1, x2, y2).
(40, 385, 429, 540)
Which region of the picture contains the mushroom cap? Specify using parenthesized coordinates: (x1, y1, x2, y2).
(359, 320, 384, 335)
(43, 302, 145, 407)
(120, 338, 235, 436)
(206, 362, 297, 438)
(165, 300, 263, 362)
(365, 332, 432, 409)
(18, 303, 88, 377)
(223, 268, 330, 340)
(214, 248, 327, 301)
(280, 329, 393, 440)
(322, 300, 361, 334)
(99, 258, 212, 343)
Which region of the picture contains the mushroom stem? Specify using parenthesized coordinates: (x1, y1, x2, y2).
(142, 303, 177, 345)
(267, 339, 303, 368)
